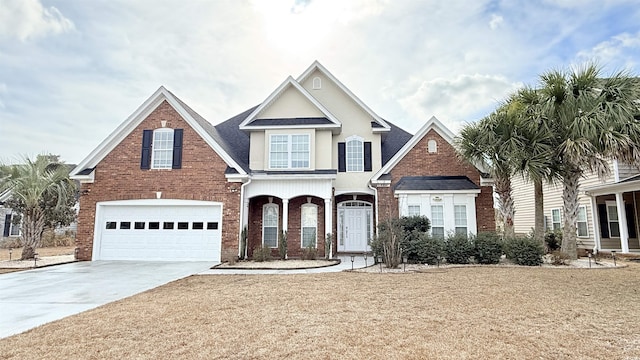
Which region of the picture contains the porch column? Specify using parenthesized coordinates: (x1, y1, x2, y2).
(282, 198, 289, 233)
(325, 198, 333, 259)
(615, 192, 630, 253)
(589, 196, 601, 252)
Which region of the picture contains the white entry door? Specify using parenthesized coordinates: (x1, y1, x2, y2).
(338, 201, 372, 252)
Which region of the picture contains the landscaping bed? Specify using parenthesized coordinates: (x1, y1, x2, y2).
(214, 258, 340, 270)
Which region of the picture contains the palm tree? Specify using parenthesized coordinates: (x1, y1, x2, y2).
(0, 156, 74, 260)
(539, 64, 640, 258)
(508, 88, 556, 244)
(457, 107, 524, 238)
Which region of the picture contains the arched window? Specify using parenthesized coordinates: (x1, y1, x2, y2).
(262, 203, 278, 248)
(428, 139, 438, 153)
(346, 135, 363, 172)
(151, 128, 174, 169)
(301, 203, 318, 247)
(312, 76, 322, 89)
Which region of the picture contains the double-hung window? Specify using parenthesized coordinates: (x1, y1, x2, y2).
(577, 206, 588, 237)
(454, 205, 467, 236)
(431, 205, 444, 239)
(269, 134, 309, 169)
(152, 128, 174, 169)
(301, 204, 317, 247)
(407, 205, 421, 217)
(607, 204, 620, 237)
(262, 204, 279, 248)
(551, 209, 562, 231)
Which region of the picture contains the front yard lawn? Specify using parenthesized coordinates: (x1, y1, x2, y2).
(1, 264, 639, 359)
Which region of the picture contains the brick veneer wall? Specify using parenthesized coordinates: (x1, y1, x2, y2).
(376, 129, 495, 232)
(76, 100, 241, 261)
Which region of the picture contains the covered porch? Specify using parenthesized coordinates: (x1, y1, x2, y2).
(585, 176, 640, 253)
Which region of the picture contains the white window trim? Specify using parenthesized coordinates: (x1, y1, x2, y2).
(454, 204, 468, 235)
(301, 203, 318, 248)
(268, 134, 310, 170)
(430, 204, 444, 238)
(427, 139, 437, 153)
(262, 203, 279, 248)
(551, 208, 562, 231)
(577, 205, 589, 238)
(151, 128, 174, 169)
(605, 201, 620, 238)
(312, 77, 321, 90)
(345, 135, 364, 173)
(8, 214, 21, 237)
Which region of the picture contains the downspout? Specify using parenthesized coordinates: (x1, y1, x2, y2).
(238, 177, 252, 259)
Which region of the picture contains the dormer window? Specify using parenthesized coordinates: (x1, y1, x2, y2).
(312, 77, 322, 89)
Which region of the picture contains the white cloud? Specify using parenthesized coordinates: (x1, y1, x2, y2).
(489, 14, 503, 30)
(0, 0, 74, 41)
(398, 74, 523, 131)
(576, 31, 640, 70)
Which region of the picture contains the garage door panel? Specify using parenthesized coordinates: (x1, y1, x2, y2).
(95, 202, 221, 261)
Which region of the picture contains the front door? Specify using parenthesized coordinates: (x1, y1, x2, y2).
(338, 201, 372, 252)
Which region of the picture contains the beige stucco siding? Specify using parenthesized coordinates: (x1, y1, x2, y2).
(315, 130, 333, 169)
(257, 86, 325, 119)
(249, 132, 265, 170)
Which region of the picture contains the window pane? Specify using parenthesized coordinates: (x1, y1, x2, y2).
(149, 222, 160, 229)
(192, 222, 204, 230)
(577, 207, 587, 222)
(263, 204, 279, 247)
(120, 222, 131, 230)
(610, 222, 620, 237)
(291, 135, 309, 168)
(432, 227, 444, 239)
(106, 221, 117, 229)
(454, 205, 467, 226)
(301, 205, 317, 247)
(302, 227, 316, 247)
(163, 222, 174, 230)
(346, 139, 363, 172)
(408, 205, 421, 216)
(455, 227, 467, 236)
(152, 129, 174, 169)
(577, 222, 588, 237)
(264, 227, 277, 247)
(177, 222, 189, 230)
(270, 135, 289, 168)
(207, 222, 218, 230)
(431, 205, 443, 226)
(608, 206, 618, 221)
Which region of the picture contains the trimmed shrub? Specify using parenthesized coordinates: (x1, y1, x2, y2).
(445, 232, 474, 264)
(252, 245, 272, 262)
(278, 230, 287, 260)
(399, 216, 432, 262)
(302, 245, 317, 260)
(325, 233, 333, 259)
(414, 232, 445, 265)
(473, 232, 503, 264)
(504, 236, 544, 266)
(239, 226, 248, 260)
(544, 230, 562, 253)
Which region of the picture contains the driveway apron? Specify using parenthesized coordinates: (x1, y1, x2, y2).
(0, 261, 213, 339)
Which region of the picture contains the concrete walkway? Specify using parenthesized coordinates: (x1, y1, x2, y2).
(199, 255, 372, 275)
(0, 261, 212, 339)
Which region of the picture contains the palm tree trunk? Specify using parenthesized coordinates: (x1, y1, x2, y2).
(495, 175, 515, 238)
(561, 170, 581, 259)
(20, 208, 46, 260)
(533, 180, 545, 244)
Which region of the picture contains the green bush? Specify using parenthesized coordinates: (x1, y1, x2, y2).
(445, 232, 474, 264)
(399, 216, 432, 262)
(473, 232, 503, 264)
(252, 245, 272, 262)
(504, 236, 544, 266)
(414, 232, 445, 265)
(374, 218, 404, 268)
(544, 230, 562, 252)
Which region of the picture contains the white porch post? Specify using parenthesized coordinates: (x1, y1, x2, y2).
(325, 198, 333, 259)
(282, 198, 289, 233)
(589, 196, 601, 252)
(615, 192, 630, 253)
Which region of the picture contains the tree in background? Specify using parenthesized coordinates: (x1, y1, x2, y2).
(1, 155, 77, 260)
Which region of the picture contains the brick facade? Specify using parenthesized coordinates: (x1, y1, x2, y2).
(376, 129, 495, 232)
(76, 100, 240, 261)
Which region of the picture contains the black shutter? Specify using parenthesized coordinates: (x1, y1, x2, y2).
(625, 204, 637, 239)
(3, 214, 11, 237)
(172, 129, 183, 169)
(141, 130, 152, 170)
(598, 204, 609, 238)
(364, 142, 372, 172)
(338, 142, 346, 172)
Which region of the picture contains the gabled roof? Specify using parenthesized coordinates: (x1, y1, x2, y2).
(70, 86, 248, 179)
(297, 61, 391, 133)
(394, 176, 480, 192)
(239, 76, 341, 132)
(372, 116, 457, 182)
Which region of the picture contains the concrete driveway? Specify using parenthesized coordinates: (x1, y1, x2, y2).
(0, 261, 213, 339)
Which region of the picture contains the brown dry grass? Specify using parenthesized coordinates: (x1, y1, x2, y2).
(0, 246, 75, 261)
(1, 264, 640, 359)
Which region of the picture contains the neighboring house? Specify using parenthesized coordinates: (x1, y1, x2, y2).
(70, 61, 495, 262)
(511, 160, 640, 253)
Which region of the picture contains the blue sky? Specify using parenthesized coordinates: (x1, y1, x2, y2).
(1, 0, 639, 164)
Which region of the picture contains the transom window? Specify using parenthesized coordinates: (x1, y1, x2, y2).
(301, 204, 318, 248)
(269, 134, 310, 169)
(152, 128, 174, 169)
(346, 136, 363, 172)
(454, 205, 467, 236)
(431, 205, 444, 239)
(263, 204, 279, 247)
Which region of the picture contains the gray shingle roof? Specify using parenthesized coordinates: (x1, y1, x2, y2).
(246, 118, 334, 126)
(394, 176, 479, 191)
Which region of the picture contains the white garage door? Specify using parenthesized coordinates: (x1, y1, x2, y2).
(94, 200, 222, 261)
